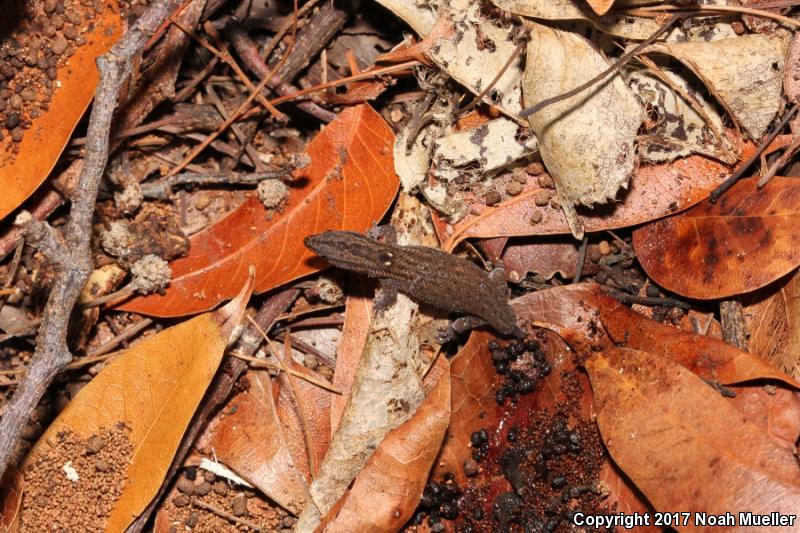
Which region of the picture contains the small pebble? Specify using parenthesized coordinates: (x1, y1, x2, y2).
(172, 495, 189, 508)
(598, 241, 611, 255)
(176, 477, 196, 495)
(195, 481, 212, 496)
(529, 210, 543, 225)
(231, 494, 248, 517)
(526, 161, 544, 175)
(646, 285, 661, 298)
(185, 511, 199, 528)
(533, 190, 551, 207)
(94, 460, 110, 472)
(86, 435, 105, 454)
(463, 458, 479, 477)
(506, 181, 523, 196)
(213, 481, 228, 496)
(537, 173, 555, 189)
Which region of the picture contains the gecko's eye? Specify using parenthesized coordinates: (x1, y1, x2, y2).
(379, 251, 393, 266)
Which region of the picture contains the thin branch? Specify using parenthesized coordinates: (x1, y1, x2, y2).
(0, 0, 183, 481)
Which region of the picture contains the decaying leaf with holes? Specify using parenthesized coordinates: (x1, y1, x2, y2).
(646, 33, 790, 140)
(522, 22, 643, 238)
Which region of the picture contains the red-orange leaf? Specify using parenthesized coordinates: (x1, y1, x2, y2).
(633, 177, 800, 299)
(0, 7, 122, 221)
(119, 104, 398, 316)
(587, 348, 800, 527)
(439, 153, 738, 251)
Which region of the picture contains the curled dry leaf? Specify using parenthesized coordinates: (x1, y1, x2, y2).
(318, 357, 450, 533)
(21, 275, 253, 532)
(512, 283, 800, 388)
(0, 468, 22, 532)
(438, 150, 740, 251)
(646, 33, 790, 139)
(118, 104, 399, 317)
(743, 270, 800, 379)
(523, 22, 642, 237)
(207, 371, 310, 515)
(633, 177, 800, 300)
(0, 7, 121, 221)
(586, 348, 800, 524)
(491, 0, 660, 39)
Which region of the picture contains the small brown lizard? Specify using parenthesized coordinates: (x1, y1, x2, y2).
(304, 230, 524, 339)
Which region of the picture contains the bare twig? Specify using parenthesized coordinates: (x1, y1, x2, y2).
(710, 102, 800, 202)
(0, 0, 183, 481)
(603, 288, 690, 309)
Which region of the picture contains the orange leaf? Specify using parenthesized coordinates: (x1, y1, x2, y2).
(0, 7, 122, 221)
(432, 330, 500, 486)
(0, 468, 22, 533)
(118, 104, 399, 316)
(586, 348, 800, 525)
(207, 371, 311, 514)
(22, 277, 253, 532)
(585, 0, 615, 15)
(439, 153, 737, 251)
(318, 357, 450, 533)
(512, 283, 800, 388)
(633, 177, 800, 299)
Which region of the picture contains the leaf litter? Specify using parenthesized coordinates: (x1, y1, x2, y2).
(3, 0, 800, 531)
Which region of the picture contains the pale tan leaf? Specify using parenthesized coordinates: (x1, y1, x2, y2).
(647, 34, 790, 139)
(523, 22, 642, 237)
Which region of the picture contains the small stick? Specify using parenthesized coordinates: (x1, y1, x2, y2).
(710, 102, 800, 202)
(757, 134, 800, 188)
(80, 319, 155, 362)
(458, 39, 526, 115)
(520, 15, 680, 118)
(191, 499, 263, 532)
(603, 288, 690, 309)
(573, 236, 589, 284)
(229, 351, 340, 393)
(626, 4, 800, 28)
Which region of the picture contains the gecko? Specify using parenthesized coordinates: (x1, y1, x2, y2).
(304, 230, 524, 339)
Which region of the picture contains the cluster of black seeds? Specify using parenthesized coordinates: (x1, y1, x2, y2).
(470, 427, 489, 462)
(489, 338, 551, 404)
(410, 473, 461, 530)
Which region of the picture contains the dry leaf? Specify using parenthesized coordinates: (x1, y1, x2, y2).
(439, 150, 738, 251)
(597, 463, 658, 533)
(432, 330, 501, 485)
(118, 104, 399, 317)
(523, 22, 642, 237)
(512, 283, 800, 387)
(585, 0, 614, 15)
(633, 177, 800, 299)
(0, 7, 121, 221)
(426, 4, 525, 118)
(647, 33, 790, 139)
(331, 279, 374, 432)
(207, 371, 310, 515)
(0, 468, 22, 533)
(628, 68, 732, 164)
(21, 276, 253, 532)
(432, 118, 538, 183)
(501, 238, 597, 282)
(491, 0, 660, 39)
(743, 270, 800, 379)
(587, 348, 800, 526)
(318, 358, 450, 533)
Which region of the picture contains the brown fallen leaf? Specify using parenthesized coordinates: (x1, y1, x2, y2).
(743, 270, 800, 379)
(523, 21, 642, 237)
(438, 151, 739, 251)
(501, 238, 598, 282)
(317, 357, 450, 533)
(512, 283, 800, 388)
(0, 468, 22, 532)
(118, 104, 399, 317)
(207, 371, 310, 515)
(597, 462, 659, 533)
(21, 275, 253, 532)
(0, 7, 122, 221)
(432, 330, 501, 485)
(633, 177, 800, 300)
(586, 347, 800, 527)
